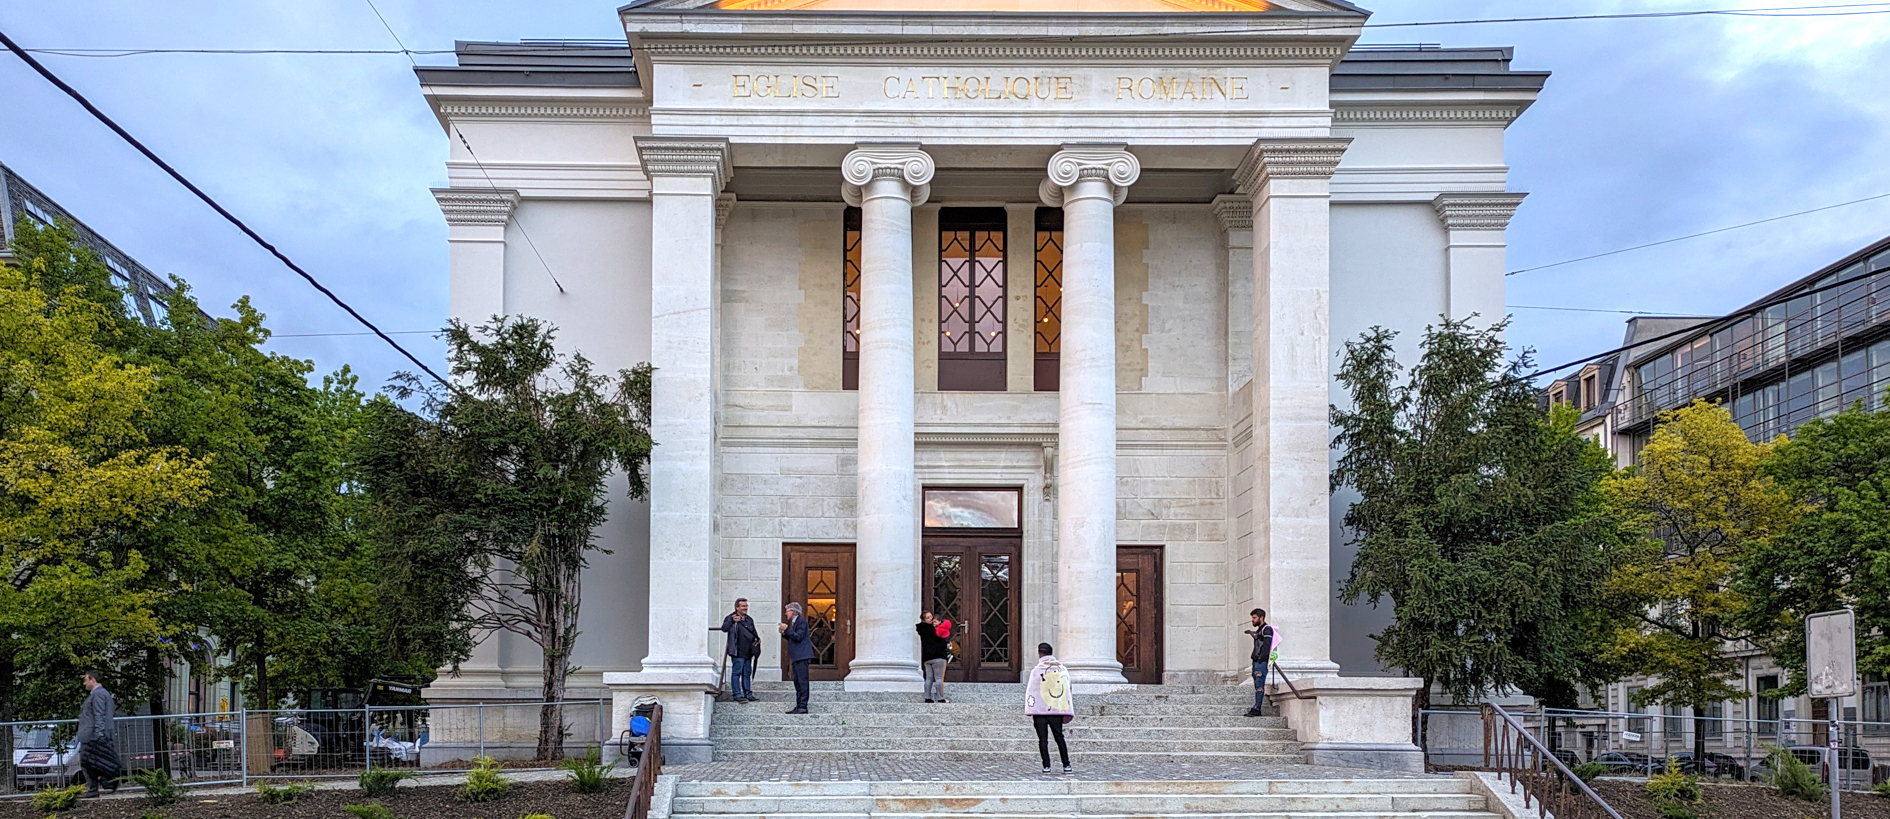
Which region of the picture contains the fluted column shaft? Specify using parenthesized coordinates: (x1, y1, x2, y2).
(1041, 146, 1139, 688)
(842, 145, 934, 691)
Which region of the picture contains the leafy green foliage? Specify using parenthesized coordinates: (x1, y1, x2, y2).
(360, 769, 416, 798)
(1739, 399, 1890, 693)
(1601, 401, 1798, 770)
(1870, 779, 1890, 798)
(1572, 761, 1608, 784)
(362, 316, 652, 759)
(30, 784, 85, 811)
(255, 781, 316, 804)
(139, 811, 175, 819)
(343, 805, 397, 819)
(457, 755, 511, 803)
(130, 766, 181, 805)
(1768, 747, 1826, 802)
(559, 745, 614, 793)
(1331, 320, 1622, 716)
(1646, 759, 1703, 803)
(518, 814, 556, 819)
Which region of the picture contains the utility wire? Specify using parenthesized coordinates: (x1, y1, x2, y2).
(361, 0, 565, 295)
(22, 2, 1890, 56)
(1509, 191, 1890, 276)
(274, 330, 434, 338)
(0, 26, 449, 385)
(1508, 304, 1716, 317)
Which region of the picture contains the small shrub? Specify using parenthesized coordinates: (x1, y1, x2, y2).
(360, 769, 416, 798)
(131, 767, 181, 806)
(1769, 748, 1827, 802)
(256, 781, 316, 804)
(1872, 780, 1890, 798)
(31, 785, 85, 811)
(1571, 762, 1608, 784)
(343, 804, 397, 819)
(1646, 759, 1703, 804)
(457, 755, 511, 803)
(139, 811, 175, 819)
(518, 814, 556, 819)
(1655, 799, 1699, 819)
(559, 746, 615, 794)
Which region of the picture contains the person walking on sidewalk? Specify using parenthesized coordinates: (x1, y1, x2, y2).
(917, 611, 952, 703)
(780, 602, 813, 714)
(1244, 608, 1279, 718)
(75, 671, 123, 797)
(720, 598, 761, 703)
(1025, 643, 1075, 774)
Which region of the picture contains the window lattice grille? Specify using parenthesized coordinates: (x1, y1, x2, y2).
(940, 228, 1006, 354)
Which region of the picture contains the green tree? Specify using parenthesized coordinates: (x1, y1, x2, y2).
(1600, 400, 1798, 772)
(1332, 319, 1621, 740)
(0, 224, 211, 724)
(1738, 396, 1890, 692)
(360, 316, 652, 760)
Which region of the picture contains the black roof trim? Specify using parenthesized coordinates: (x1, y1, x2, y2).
(1332, 46, 1550, 92)
(415, 41, 639, 88)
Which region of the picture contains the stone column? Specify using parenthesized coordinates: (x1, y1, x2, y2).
(840, 144, 934, 692)
(1235, 138, 1349, 678)
(601, 137, 729, 764)
(433, 188, 518, 326)
(1212, 193, 1255, 394)
(1039, 145, 1139, 688)
(1433, 193, 1527, 327)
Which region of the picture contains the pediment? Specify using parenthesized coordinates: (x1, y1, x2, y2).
(626, 0, 1367, 13)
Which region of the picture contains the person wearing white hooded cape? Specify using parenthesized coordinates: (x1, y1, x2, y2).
(1024, 642, 1075, 773)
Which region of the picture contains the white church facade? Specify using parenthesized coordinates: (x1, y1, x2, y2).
(415, 0, 1546, 764)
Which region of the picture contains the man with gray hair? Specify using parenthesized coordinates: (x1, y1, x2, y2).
(76, 670, 122, 797)
(779, 602, 813, 714)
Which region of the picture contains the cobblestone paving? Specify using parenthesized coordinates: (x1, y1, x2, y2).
(665, 757, 1436, 783)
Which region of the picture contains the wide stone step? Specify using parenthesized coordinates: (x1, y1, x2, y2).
(744, 682, 1250, 695)
(675, 812, 1496, 819)
(672, 794, 1489, 814)
(711, 724, 1298, 740)
(707, 749, 1307, 763)
(674, 779, 1477, 797)
(709, 735, 1303, 753)
(732, 689, 1256, 703)
(710, 709, 1287, 727)
(716, 701, 1266, 716)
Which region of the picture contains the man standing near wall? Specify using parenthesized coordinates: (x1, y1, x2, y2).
(1245, 609, 1278, 718)
(780, 603, 813, 714)
(720, 598, 761, 703)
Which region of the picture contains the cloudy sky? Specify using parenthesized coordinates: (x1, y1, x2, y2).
(2, 1, 1887, 392)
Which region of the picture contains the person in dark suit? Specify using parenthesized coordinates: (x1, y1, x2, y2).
(779, 602, 813, 714)
(75, 671, 122, 797)
(719, 598, 761, 703)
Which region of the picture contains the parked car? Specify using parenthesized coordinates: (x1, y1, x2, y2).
(10, 727, 82, 791)
(1748, 746, 1871, 787)
(1667, 752, 1747, 779)
(1595, 751, 1660, 775)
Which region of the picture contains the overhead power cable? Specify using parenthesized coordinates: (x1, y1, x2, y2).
(361, 0, 565, 295)
(1509, 191, 1890, 276)
(21, 2, 1890, 56)
(0, 26, 448, 385)
(1507, 304, 1716, 317)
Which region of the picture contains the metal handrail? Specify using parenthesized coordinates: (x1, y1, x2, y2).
(1266, 662, 1316, 701)
(625, 701, 663, 819)
(1483, 703, 1627, 819)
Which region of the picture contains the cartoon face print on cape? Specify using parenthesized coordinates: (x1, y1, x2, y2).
(1040, 665, 1072, 713)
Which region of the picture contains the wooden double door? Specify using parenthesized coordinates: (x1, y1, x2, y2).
(923, 536, 1023, 683)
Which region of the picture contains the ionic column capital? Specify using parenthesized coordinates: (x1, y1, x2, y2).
(841, 144, 934, 207)
(1432, 192, 1528, 231)
(1233, 138, 1352, 193)
(432, 188, 519, 226)
(1040, 145, 1140, 207)
(634, 137, 732, 191)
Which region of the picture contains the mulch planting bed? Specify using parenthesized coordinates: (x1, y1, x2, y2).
(0, 777, 629, 819)
(1592, 778, 1890, 819)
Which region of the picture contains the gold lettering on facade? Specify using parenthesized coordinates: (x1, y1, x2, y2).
(731, 74, 841, 99)
(1114, 75, 1250, 101)
(877, 75, 1077, 101)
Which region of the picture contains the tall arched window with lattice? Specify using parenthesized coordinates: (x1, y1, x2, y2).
(1034, 207, 1063, 392)
(938, 208, 1007, 391)
(842, 206, 861, 391)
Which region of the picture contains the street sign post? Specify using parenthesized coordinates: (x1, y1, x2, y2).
(1808, 609, 1857, 819)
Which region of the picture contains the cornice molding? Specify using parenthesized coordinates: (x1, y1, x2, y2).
(432, 188, 519, 226)
(436, 102, 649, 120)
(1234, 138, 1352, 193)
(840, 144, 935, 207)
(637, 42, 1348, 61)
(633, 137, 732, 190)
(1432, 192, 1528, 230)
(1039, 145, 1140, 208)
(1333, 106, 1523, 126)
(1211, 193, 1252, 232)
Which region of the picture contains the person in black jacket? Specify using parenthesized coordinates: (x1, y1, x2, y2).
(720, 598, 761, 703)
(779, 602, 814, 714)
(917, 611, 951, 703)
(1244, 608, 1277, 718)
(75, 671, 122, 796)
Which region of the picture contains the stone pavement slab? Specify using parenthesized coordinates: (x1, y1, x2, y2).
(663, 756, 1438, 783)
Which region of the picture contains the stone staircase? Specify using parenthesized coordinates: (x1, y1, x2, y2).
(708, 681, 1300, 763)
(667, 777, 1505, 819)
